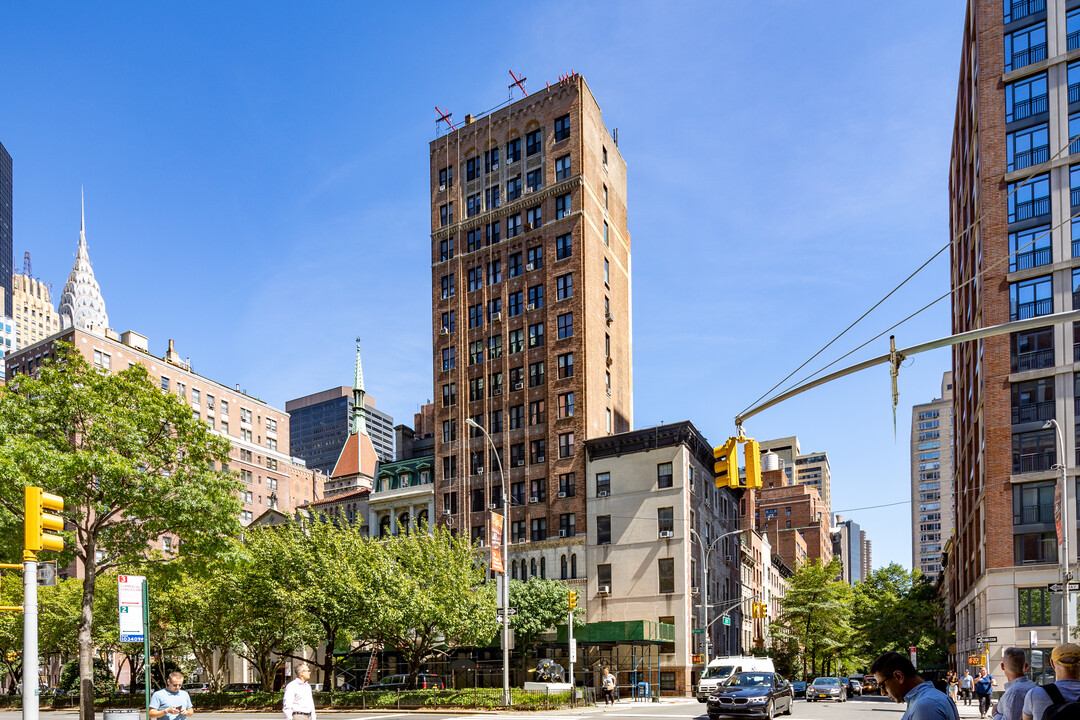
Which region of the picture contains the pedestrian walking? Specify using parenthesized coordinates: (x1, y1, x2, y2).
(283, 663, 316, 720)
(949, 672, 960, 704)
(871, 651, 960, 720)
(1022, 643, 1080, 720)
(602, 667, 616, 706)
(149, 672, 194, 720)
(992, 648, 1034, 720)
(962, 670, 975, 705)
(975, 667, 997, 718)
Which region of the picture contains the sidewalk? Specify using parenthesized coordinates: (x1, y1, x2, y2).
(955, 697, 991, 719)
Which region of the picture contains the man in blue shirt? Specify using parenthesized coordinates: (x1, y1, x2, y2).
(872, 651, 960, 720)
(1023, 643, 1080, 720)
(149, 672, 194, 720)
(993, 647, 1034, 720)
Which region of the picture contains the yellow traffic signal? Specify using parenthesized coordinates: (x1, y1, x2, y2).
(25, 486, 64, 556)
(742, 439, 762, 490)
(568, 590, 578, 610)
(714, 438, 738, 488)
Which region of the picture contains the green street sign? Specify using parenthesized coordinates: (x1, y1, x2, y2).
(693, 629, 704, 634)
(723, 616, 731, 626)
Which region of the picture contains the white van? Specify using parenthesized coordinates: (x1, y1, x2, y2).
(696, 656, 776, 701)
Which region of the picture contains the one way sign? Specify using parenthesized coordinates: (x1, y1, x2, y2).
(1047, 582, 1080, 593)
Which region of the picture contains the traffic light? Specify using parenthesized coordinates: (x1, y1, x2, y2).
(714, 438, 738, 488)
(742, 439, 762, 490)
(25, 486, 64, 556)
(568, 590, 578, 611)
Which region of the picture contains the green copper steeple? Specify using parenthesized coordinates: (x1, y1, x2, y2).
(352, 337, 367, 436)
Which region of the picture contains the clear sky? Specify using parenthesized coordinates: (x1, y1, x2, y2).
(1, 1, 967, 571)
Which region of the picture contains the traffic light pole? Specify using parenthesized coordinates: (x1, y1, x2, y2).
(23, 556, 37, 720)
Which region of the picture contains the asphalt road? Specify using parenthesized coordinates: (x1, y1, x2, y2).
(0, 694, 924, 720)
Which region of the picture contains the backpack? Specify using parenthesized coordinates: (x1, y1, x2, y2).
(975, 676, 993, 695)
(1043, 683, 1080, 720)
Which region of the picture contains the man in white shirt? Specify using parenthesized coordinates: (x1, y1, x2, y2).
(1023, 643, 1080, 720)
(283, 663, 316, 720)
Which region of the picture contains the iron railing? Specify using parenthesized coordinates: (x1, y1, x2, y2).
(1013, 145, 1050, 171)
(1009, 0, 1046, 22)
(1014, 196, 1051, 222)
(1012, 298, 1054, 320)
(1017, 502, 1056, 525)
(1015, 348, 1056, 371)
(1011, 44, 1048, 72)
(1070, 30, 1080, 52)
(1013, 246, 1052, 270)
(1013, 400, 1056, 424)
(1014, 452, 1055, 473)
(1012, 94, 1049, 121)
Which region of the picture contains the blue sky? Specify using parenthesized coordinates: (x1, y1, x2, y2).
(1, 1, 966, 571)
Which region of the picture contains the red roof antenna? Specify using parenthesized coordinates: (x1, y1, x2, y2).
(509, 70, 527, 99)
(435, 106, 456, 131)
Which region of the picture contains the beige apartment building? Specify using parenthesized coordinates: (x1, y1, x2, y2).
(11, 273, 58, 348)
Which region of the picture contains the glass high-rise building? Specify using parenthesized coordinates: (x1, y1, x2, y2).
(0, 142, 12, 315)
(286, 387, 394, 476)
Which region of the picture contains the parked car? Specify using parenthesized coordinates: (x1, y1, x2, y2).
(807, 677, 845, 702)
(182, 683, 211, 694)
(848, 679, 863, 697)
(361, 674, 445, 691)
(222, 683, 261, 694)
(706, 671, 793, 720)
(791, 681, 807, 698)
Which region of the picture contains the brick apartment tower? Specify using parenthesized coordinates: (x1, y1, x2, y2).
(949, 0, 1080, 670)
(428, 75, 632, 563)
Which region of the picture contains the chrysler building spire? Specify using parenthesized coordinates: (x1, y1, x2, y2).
(59, 189, 109, 335)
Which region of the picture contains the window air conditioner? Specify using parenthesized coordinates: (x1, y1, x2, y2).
(525, 187, 534, 194)
(530, 496, 539, 503)
(493, 388, 502, 395)
(606, 311, 614, 324)
(516, 460, 525, 467)
(439, 184, 446, 191)
(598, 490, 609, 497)
(477, 540, 485, 547)
(492, 312, 502, 321)
(659, 530, 674, 539)
(476, 467, 484, 474)
(516, 536, 526, 543)
(558, 491, 567, 498)
(725, 555, 734, 564)
(489, 503, 498, 510)
(559, 529, 567, 538)
(440, 327, 449, 336)
(514, 382, 524, 390)
(526, 263, 534, 271)
(443, 509, 452, 516)
(527, 303, 536, 311)
(537, 456, 545, 462)
(691, 587, 699, 595)
(598, 585, 611, 594)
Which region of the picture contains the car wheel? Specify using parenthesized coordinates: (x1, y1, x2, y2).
(698, 698, 708, 703)
(783, 698, 792, 715)
(709, 714, 720, 720)
(766, 700, 774, 720)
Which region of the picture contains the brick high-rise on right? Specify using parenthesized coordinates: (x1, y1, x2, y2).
(950, 0, 1080, 670)
(428, 75, 631, 574)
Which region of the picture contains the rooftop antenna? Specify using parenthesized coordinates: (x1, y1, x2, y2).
(22, 251, 31, 279)
(435, 106, 456, 132)
(509, 70, 527, 100)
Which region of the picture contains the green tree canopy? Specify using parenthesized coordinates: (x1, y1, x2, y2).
(0, 344, 241, 719)
(773, 558, 854, 678)
(852, 563, 947, 668)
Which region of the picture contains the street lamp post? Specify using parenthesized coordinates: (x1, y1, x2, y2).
(1045, 418, 1072, 642)
(689, 528, 746, 661)
(466, 418, 511, 706)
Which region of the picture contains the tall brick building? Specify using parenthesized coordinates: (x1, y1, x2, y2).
(949, 0, 1080, 672)
(428, 75, 632, 572)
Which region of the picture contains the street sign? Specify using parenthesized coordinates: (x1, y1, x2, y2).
(1031, 631, 1039, 648)
(693, 629, 705, 634)
(569, 637, 577, 664)
(36, 562, 56, 586)
(723, 616, 731, 626)
(1047, 582, 1080, 593)
(118, 575, 145, 643)
(976, 636, 998, 644)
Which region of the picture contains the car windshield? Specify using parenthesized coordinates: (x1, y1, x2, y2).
(726, 673, 773, 688)
(813, 678, 840, 686)
(703, 665, 736, 680)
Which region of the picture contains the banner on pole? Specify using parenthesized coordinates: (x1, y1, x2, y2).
(490, 513, 505, 573)
(118, 575, 146, 642)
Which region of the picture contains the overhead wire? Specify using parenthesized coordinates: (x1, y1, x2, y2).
(745, 130, 1080, 414)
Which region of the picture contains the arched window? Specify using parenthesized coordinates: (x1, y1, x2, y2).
(417, 509, 428, 530)
(398, 512, 411, 534)
(530, 559, 537, 578)
(379, 515, 391, 538)
(560, 555, 568, 580)
(512, 560, 519, 580)
(540, 557, 546, 579)
(571, 553, 578, 579)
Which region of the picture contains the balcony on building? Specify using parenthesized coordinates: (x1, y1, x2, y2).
(1009, 125, 1050, 172)
(1009, 174, 1050, 224)
(1012, 379, 1055, 424)
(1012, 427, 1056, 474)
(1014, 479, 1057, 565)
(1013, 326, 1055, 371)
(1069, 8, 1080, 52)
(1011, 225, 1052, 271)
(1011, 275, 1053, 321)
(1005, 22, 1047, 73)
(1005, 0, 1046, 24)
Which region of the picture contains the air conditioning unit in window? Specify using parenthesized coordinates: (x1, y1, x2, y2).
(443, 509, 452, 516)
(559, 529, 567, 538)
(440, 327, 449, 336)
(439, 184, 446, 191)
(606, 311, 614, 324)
(598, 490, 609, 497)
(526, 263, 535, 271)
(598, 585, 611, 595)
(516, 536, 526, 543)
(516, 459, 525, 466)
(659, 530, 674, 539)
(492, 311, 502, 322)
(476, 540, 485, 547)
(492, 388, 502, 395)
(530, 496, 539, 504)
(537, 456, 545, 462)
(514, 382, 524, 391)
(527, 303, 536, 311)
(691, 587, 699, 596)
(525, 187, 534, 194)
(725, 555, 734, 564)
(476, 467, 484, 475)
(558, 491, 567, 498)
(489, 503, 498, 510)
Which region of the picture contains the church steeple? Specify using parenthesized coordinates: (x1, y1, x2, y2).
(58, 189, 109, 335)
(352, 338, 367, 435)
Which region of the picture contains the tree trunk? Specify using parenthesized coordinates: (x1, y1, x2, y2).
(79, 560, 97, 720)
(322, 624, 335, 691)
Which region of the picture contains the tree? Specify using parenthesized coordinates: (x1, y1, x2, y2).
(508, 577, 577, 676)
(852, 564, 947, 668)
(38, 578, 83, 687)
(0, 573, 22, 694)
(363, 527, 498, 684)
(772, 558, 853, 678)
(0, 344, 241, 720)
